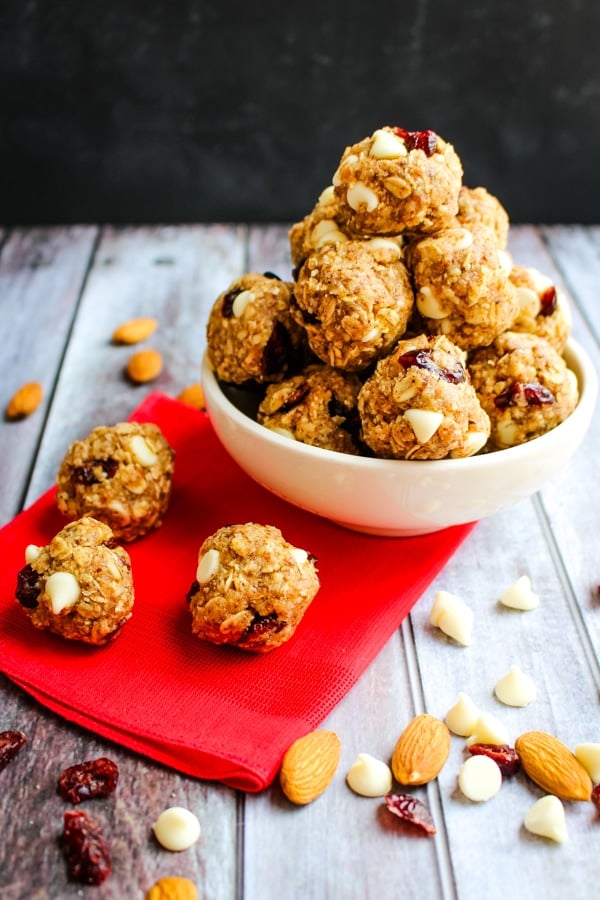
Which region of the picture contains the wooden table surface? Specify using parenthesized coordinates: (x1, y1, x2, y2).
(1, 223, 598, 900)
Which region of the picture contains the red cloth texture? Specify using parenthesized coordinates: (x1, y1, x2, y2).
(0, 392, 474, 791)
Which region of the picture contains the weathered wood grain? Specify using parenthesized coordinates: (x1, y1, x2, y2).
(0, 225, 598, 900)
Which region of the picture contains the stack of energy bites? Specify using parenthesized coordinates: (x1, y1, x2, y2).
(206, 126, 577, 460)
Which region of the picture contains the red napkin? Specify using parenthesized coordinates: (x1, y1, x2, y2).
(0, 392, 474, 791)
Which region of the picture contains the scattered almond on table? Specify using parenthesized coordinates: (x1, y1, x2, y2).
(145, 875, 199, 900)
(515, 730, 593, 801)
(177, 382, 206, 410)
(5, 381, 43, 420)
(112, 317, 158, 345)
(126, 348, 163, 384)
(279, 729, 341, 805)
(391, 713, 451, 786)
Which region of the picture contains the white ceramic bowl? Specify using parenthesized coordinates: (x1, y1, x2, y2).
(201, 340, 597, 536)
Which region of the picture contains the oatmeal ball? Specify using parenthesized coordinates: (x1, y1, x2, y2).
(257, 364, 363, 454)
(509, 265, 572, 353)
(289, 185, 354, 269)
(358, 334, 490, 459)
(293, 238, 414, 371)
(332, 126, 463, 236)
(468, 331, 579, 449)
(455, 185, 510, 249)
(406, 225, 519, 350)
(14, 517, 133, 645)
(206, 272, 306, 384)
(187, 523, 320, 653)
(56, 422, 175, 542)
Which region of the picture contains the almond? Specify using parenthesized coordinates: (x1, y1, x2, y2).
(177, 382, 206, 410)
(112, 317, 158, 345)
(279, 729, 341, 805)
(515, 730, 592, 801)
(126, 349, 163, 384)
(145, 876, 198, 900)
(5, 381, 43, 420)
(391, 713, 451, 785)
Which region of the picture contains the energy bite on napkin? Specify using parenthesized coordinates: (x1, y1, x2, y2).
(56, 422, 175, 541)
(15, 517, 134, 645)
(187, 523, 320, 653)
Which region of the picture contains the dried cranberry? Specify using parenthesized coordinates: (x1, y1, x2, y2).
(494, 381, 555, 409)
(385, 793, 436, 835)
(221, 287, 242, 318)
(58, 757, 119, 804)
(242, 611, 285, 641)
(71, 458, 118, 486)
(592, 784, 600, 812)
(539, 286, 558, 316)
(62, 809, 111, 885)
(15, 564, 41, 609)
(393, 127, 437, 156)
(0, 731, 27, 772)
(468, 743, 521, 776)
(276, 383, 311, 413)
(262, 271, 282, 280)
(397, 348, 466, 384)
(261, 321, 292, 377)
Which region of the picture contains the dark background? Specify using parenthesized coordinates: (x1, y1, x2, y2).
(1, 0, 598, 225)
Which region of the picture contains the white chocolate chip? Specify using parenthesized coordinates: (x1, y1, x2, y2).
(494, 664, 537, 707)
(448, 228, 473, 251)
(346, 753, 393, 797)
(458, 754, 502, 802)
(383, 176, 412, 199)
(45, 571, 81, 615)
(346, 182, 379, 212)
(574, 743, 600, 783)
(130, 434, 159, 467)
(404, 409, 444, 444)
(498, 250, 513, 274)
(465, 712, 510, 747)
(416, 286, 447, 320)
(318, 184, 335, 204)
(290, 547, 308, 566)
(310, 220, 349, 251)
(527, 266, 553, 293)
(495, 419, 520, 448)
(369, 128, 408, 160)
(25, 544, 41, 564)
(450, 430, 488, 458)
(232, 290, 255, 318)
(516, 286, 541, 318)
(196, 548, 220, 583)
(445, 692, 480, 737)
(523, 795, 568, 843)
(430, 590, 473, 646)
(152, 806, 201, 852)
(499, 575, 540, 610)
(366, 237, 403, 256)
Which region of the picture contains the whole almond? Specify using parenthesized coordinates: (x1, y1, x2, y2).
(515, 730, 592, 801)
(279, 729, 341, 805)
(126, 349, 163, 384)
(112, 317, 158, 345)
(177, 382, 206, 410)
(6, 381, 43, 420)
(392, 713, 451, 785)
(145, 876, 198, 900)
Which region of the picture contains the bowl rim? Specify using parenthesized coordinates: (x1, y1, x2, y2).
(201, 337, 597, 472)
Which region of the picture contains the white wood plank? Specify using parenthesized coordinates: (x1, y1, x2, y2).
(0, 226, 98, 524)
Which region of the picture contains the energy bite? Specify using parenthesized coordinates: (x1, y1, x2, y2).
(15, 517, 133, 645)
(187, 523, 320, 653)
(56, 422, 175, 542)
(455, 185, 510, 250)
(293, 238, 414, 371)
(206, 271, 306, 384)
(289, 185, 353, 269)
(358, 334, 490, 460)
(406, 225, 519, 350)
(468, 331, 579, 449)
(332, 126, 463, 236)
(508, 265, 572, 353)
(257, 364, 363, 454)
